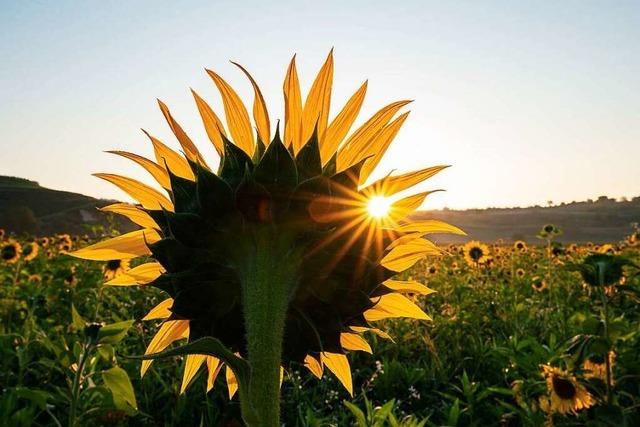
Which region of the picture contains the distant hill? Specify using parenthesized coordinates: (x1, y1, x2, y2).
(1, 175, 638, 243)
(0, 176, 130, 236)
(418, 196, 640, 244)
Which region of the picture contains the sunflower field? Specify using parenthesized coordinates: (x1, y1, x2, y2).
(2, 225, 639, 427)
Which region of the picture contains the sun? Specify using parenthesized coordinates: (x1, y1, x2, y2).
(367, 196, 392, 218)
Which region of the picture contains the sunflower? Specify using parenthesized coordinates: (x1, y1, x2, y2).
(39, 237, 50, 247)
(103, 259, 130, 280)
(531, 276, 547, 292)
(583, 352, 615, 383)
(69, 52, 463, 424)
(0, 228, 5, 240)
(515, 268, 525, 278)
(28, 274, 42, 284)
(22, 241, 40, 262)
(513, 240, 527, 252)
(63, 267, 77, 286)
(462, 241, 491, 266)
(541, 365, 595, 415)
(1, 240, 22, 264)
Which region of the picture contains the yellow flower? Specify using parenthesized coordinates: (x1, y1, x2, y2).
(583, 352, 615, 383)
(462, 241, 491, 266)
(513, 240, 527, 252)
(28, 274, 42, 284)
(531, 276, 547, 292)
(541, 365, 595, 415)
(515, 268, 525, 278)
(1, 240, 21, 264)
(0, 228, 5, 240)
(68, 51, 463, 417)
(103, 259, 130, 280)
(22, 241, 40, 262)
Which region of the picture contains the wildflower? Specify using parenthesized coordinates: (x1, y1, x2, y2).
(583, 352, 615, 384)
(1, 240, 21, 264)
(515, 268, 525, 278)
(513, 240, 527, 252)
(541, 365, 595, 415)
(462, 241, 491, 266)
(531, 276, 547, 292)
(22, 241, 39, 262)
(69, 52, 462, 423)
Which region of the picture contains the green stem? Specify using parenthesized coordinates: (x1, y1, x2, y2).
(69, 342, 92, 427)
(237, 229, 298, 427)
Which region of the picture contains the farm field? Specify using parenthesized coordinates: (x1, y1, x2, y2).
(2, 225, 639, 426)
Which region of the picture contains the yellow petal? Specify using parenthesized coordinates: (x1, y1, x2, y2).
(304, 355, 323, 379)
(349, 326, 394, 342)
(363, 165, 449, 196)
(107, 151, 170, 189)
(321, 80, 367, 164)
(225, 365, 238, 399)
(383, 280, 436, 295)
(94, 173, 173, 212)
(387, 192, 430, 222)
(180, 354, 207, 394)
(68, 229, 160, 261)
(232, 62, 270, 145)
(157, 100, 208, 167)
(283, 55, 302, 150)
(143, 130, 195, 181)
(191, 89, 226, 156)
(381, 239, 440, 272)
(385, 232, 424, 250)
(337, 100, 412, 171)
(321, 352, 353, 396)
(141, 320, 189, 377)
(206, 69, 255, 156)
(364, 293, 431, 321)
(105, 262, 165, 286)
(301, 50, 334, 147)
(358, 111, 410, 184)
(280, 366, 285, 387)
(206, 356, 222, 392)
(399, 220, 466, 236)
(100, 203, 159, 230)
(340, 332, 372, 354)
(142, 298, 174, 321)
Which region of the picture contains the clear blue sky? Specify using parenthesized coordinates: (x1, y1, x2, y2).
(1, 0, 638, 209)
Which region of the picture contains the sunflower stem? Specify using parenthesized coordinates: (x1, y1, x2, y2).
(238, 229, 298, 427)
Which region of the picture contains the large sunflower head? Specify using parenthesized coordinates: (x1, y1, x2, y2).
(541, 364, 595, 415)
(1, 240, 22, 264)
(69, 52, 463, 409)
(462, 240, 491, 266)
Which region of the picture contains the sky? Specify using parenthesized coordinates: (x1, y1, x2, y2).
(1, 0, 639, 210)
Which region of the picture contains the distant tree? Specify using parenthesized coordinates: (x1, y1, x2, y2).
(0, 205, 39, 235)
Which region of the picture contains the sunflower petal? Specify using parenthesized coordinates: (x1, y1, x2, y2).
(68, 229, 160, 261)
(191, 89, 226, 156)
(304, 355, 323, 379)
(364, 293, 431, 321)
(142, 298, 174, 321)
(340, 332, 372, 354)
(107, 151, 170, 189)
(283, 55, 302, 150)
(321, 80, 367, 164)
(387, 191, 431, 222)
(100, 203, 159, 230)
(143, 130, 195, 181)
(359, 111, 410, 184)
(180, 354, 207, 394)
(232, 62, 270, 146)
(94, 173, 173, 212)
(321, 352, 353, 396)
(399, 220, 466, 235)
(206, 69, 254, 156)
(337, 100, 412, 171)
(225, 365, 238, 399)
(383, 280, 436, 295)
(141, 320, 189, 377)
(381, 239, 440, 272)
(364, 165, 449, 196)
(157, 100, 208, 167)
(105, 262, 165, 286)
(302, 50, 333, 147)
(349, 326, 394, 342)
(206, 356, 222, 392)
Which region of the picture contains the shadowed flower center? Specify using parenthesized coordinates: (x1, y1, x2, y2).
(469, 247, 483, 261)
(552, 375, 577, 399)
(106, 260, 122, 271)
(2, 245, 17, 260)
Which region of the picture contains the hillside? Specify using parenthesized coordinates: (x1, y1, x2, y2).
(419, 197, 640, 244)
(1, 176, 638, 242)
(0, 176, 129, 236)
